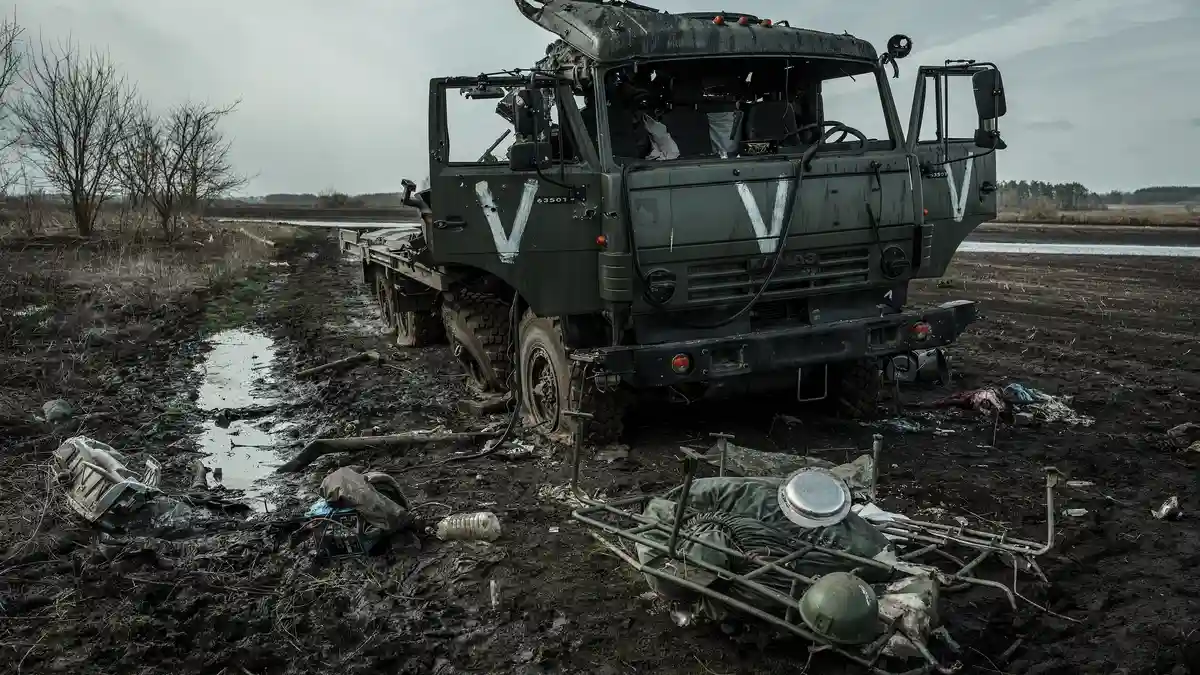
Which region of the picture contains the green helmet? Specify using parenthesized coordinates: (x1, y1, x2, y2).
(798, 572, 882, 645)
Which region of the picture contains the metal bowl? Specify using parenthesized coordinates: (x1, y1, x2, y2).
(777, 468, 852, 529)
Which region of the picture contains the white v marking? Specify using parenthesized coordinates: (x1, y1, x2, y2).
(475, 179, 539, 263)
(735, 174, 792, 255)
(945, 158, 974, 223)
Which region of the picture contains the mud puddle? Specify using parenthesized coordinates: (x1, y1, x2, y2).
(193, 327, 293, 508)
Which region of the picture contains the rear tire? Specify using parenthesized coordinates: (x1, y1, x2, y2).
(828, 359, 883, 420)
(374, 270, 445, 348)
(518, 310, 627, 443)
(441, 290, 512, 392)
(395, 306, 445, 348)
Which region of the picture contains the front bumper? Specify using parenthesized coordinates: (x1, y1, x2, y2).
(572, 300, 976, 388)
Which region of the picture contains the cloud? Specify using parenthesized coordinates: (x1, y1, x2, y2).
(1024, 120, 1075, 131)
(7, 0, 1199, 194)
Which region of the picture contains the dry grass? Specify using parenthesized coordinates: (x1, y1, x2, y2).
(0, 218, 296, 311)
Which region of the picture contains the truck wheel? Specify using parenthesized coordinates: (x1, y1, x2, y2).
(374, 271, 445, 348)
(374, 271, 396, 330)
(829, 359, 883, 420)
(441, 290, 512, 392)
(395, 306, 445, 348)
(518, 310, 626, 443)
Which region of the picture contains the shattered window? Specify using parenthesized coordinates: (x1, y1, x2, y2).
(444, 85, 520, 164)
(444, 84, 582, 164)
(600, 57, 895, 162)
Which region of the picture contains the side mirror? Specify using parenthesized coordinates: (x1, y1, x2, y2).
(972, 68, 1006, 119)
(509, 141, 552, 172)
(972, 69, 1007, 150)
(513, 87, 546, 138)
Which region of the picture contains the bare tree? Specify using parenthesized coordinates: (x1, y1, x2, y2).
(110, 102, 160, 212)
(111, 100, 245, 238)
(11, 38, 135, 235)
(178, 101, 246, 214)
(0, 14, 24, 195)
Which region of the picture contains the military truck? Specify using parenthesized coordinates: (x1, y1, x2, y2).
(346, 0, 1008, 441)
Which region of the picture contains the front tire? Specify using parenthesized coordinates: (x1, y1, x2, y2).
(518, 310, 627, 443)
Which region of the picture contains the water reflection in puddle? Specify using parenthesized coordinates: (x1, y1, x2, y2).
(192, 328, 286, 507)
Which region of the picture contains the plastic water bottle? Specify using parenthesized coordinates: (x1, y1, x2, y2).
(436, 512, 502, 542)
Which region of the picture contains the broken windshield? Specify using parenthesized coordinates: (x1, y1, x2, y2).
(598, 57, 895, 164)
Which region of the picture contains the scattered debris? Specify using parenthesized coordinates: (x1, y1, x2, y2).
(42, 398, 73, 423)
(572, 432, 1064, 673)
(456, 393, 513, 417)
(297, 468, 422, 557)
(1152, 496, 1182, 521)
(1066, 480, 1095, 489)
(1005, 383, 1095, 427)
(436, 511, 502, 542)
(1167, 423, 1200, 450)
(52, 436, 161, 524)
(295, 349, 380, 379)
(1063, 508, 1089, 517)
(876, 418, 925, 434)
(52, 436, 247, 529)
(930, 387, 1009, 418)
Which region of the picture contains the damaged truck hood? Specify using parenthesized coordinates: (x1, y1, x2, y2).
(514, 0, 878, 64)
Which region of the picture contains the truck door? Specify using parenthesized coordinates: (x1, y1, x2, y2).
(428, 77, 604, 315)
(907, 63, 1007, 278)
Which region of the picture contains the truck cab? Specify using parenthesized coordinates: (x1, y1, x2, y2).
(378, 0, 1008, 440)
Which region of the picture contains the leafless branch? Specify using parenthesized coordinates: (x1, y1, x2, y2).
(110, 99, 245, 238)
(0, 12, 25, 195)
(11, 36, 136, 235)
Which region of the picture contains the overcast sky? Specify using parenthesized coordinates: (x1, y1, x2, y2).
(12, 0, 1199, 195)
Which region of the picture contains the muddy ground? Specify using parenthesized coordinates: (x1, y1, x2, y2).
(2, 226, 1198, 674)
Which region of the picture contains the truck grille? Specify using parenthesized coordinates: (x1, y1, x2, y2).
(686, 247, 871, 303)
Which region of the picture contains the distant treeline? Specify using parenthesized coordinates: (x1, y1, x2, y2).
(243, 191, 405, 209)
(998, 182, 1200, 212)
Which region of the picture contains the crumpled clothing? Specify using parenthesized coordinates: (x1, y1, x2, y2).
(1004, 383, 1094, 427)
(1003, 383, 1038, 404)
(643, 114, 680, 160)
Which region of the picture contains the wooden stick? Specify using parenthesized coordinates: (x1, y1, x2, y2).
(295, 350, 380, 379)
(276, 431, 500, 474)
(237, 227, 277, 247)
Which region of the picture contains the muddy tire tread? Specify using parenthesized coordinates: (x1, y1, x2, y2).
(442, 290, 513, 391)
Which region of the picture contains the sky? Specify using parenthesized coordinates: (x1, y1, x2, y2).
(10, 0, 1200, 196)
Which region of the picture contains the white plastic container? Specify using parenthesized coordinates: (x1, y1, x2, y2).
(436, 511, 502, 542)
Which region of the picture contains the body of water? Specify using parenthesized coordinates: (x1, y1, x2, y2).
(959, 242, 1200, 257)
